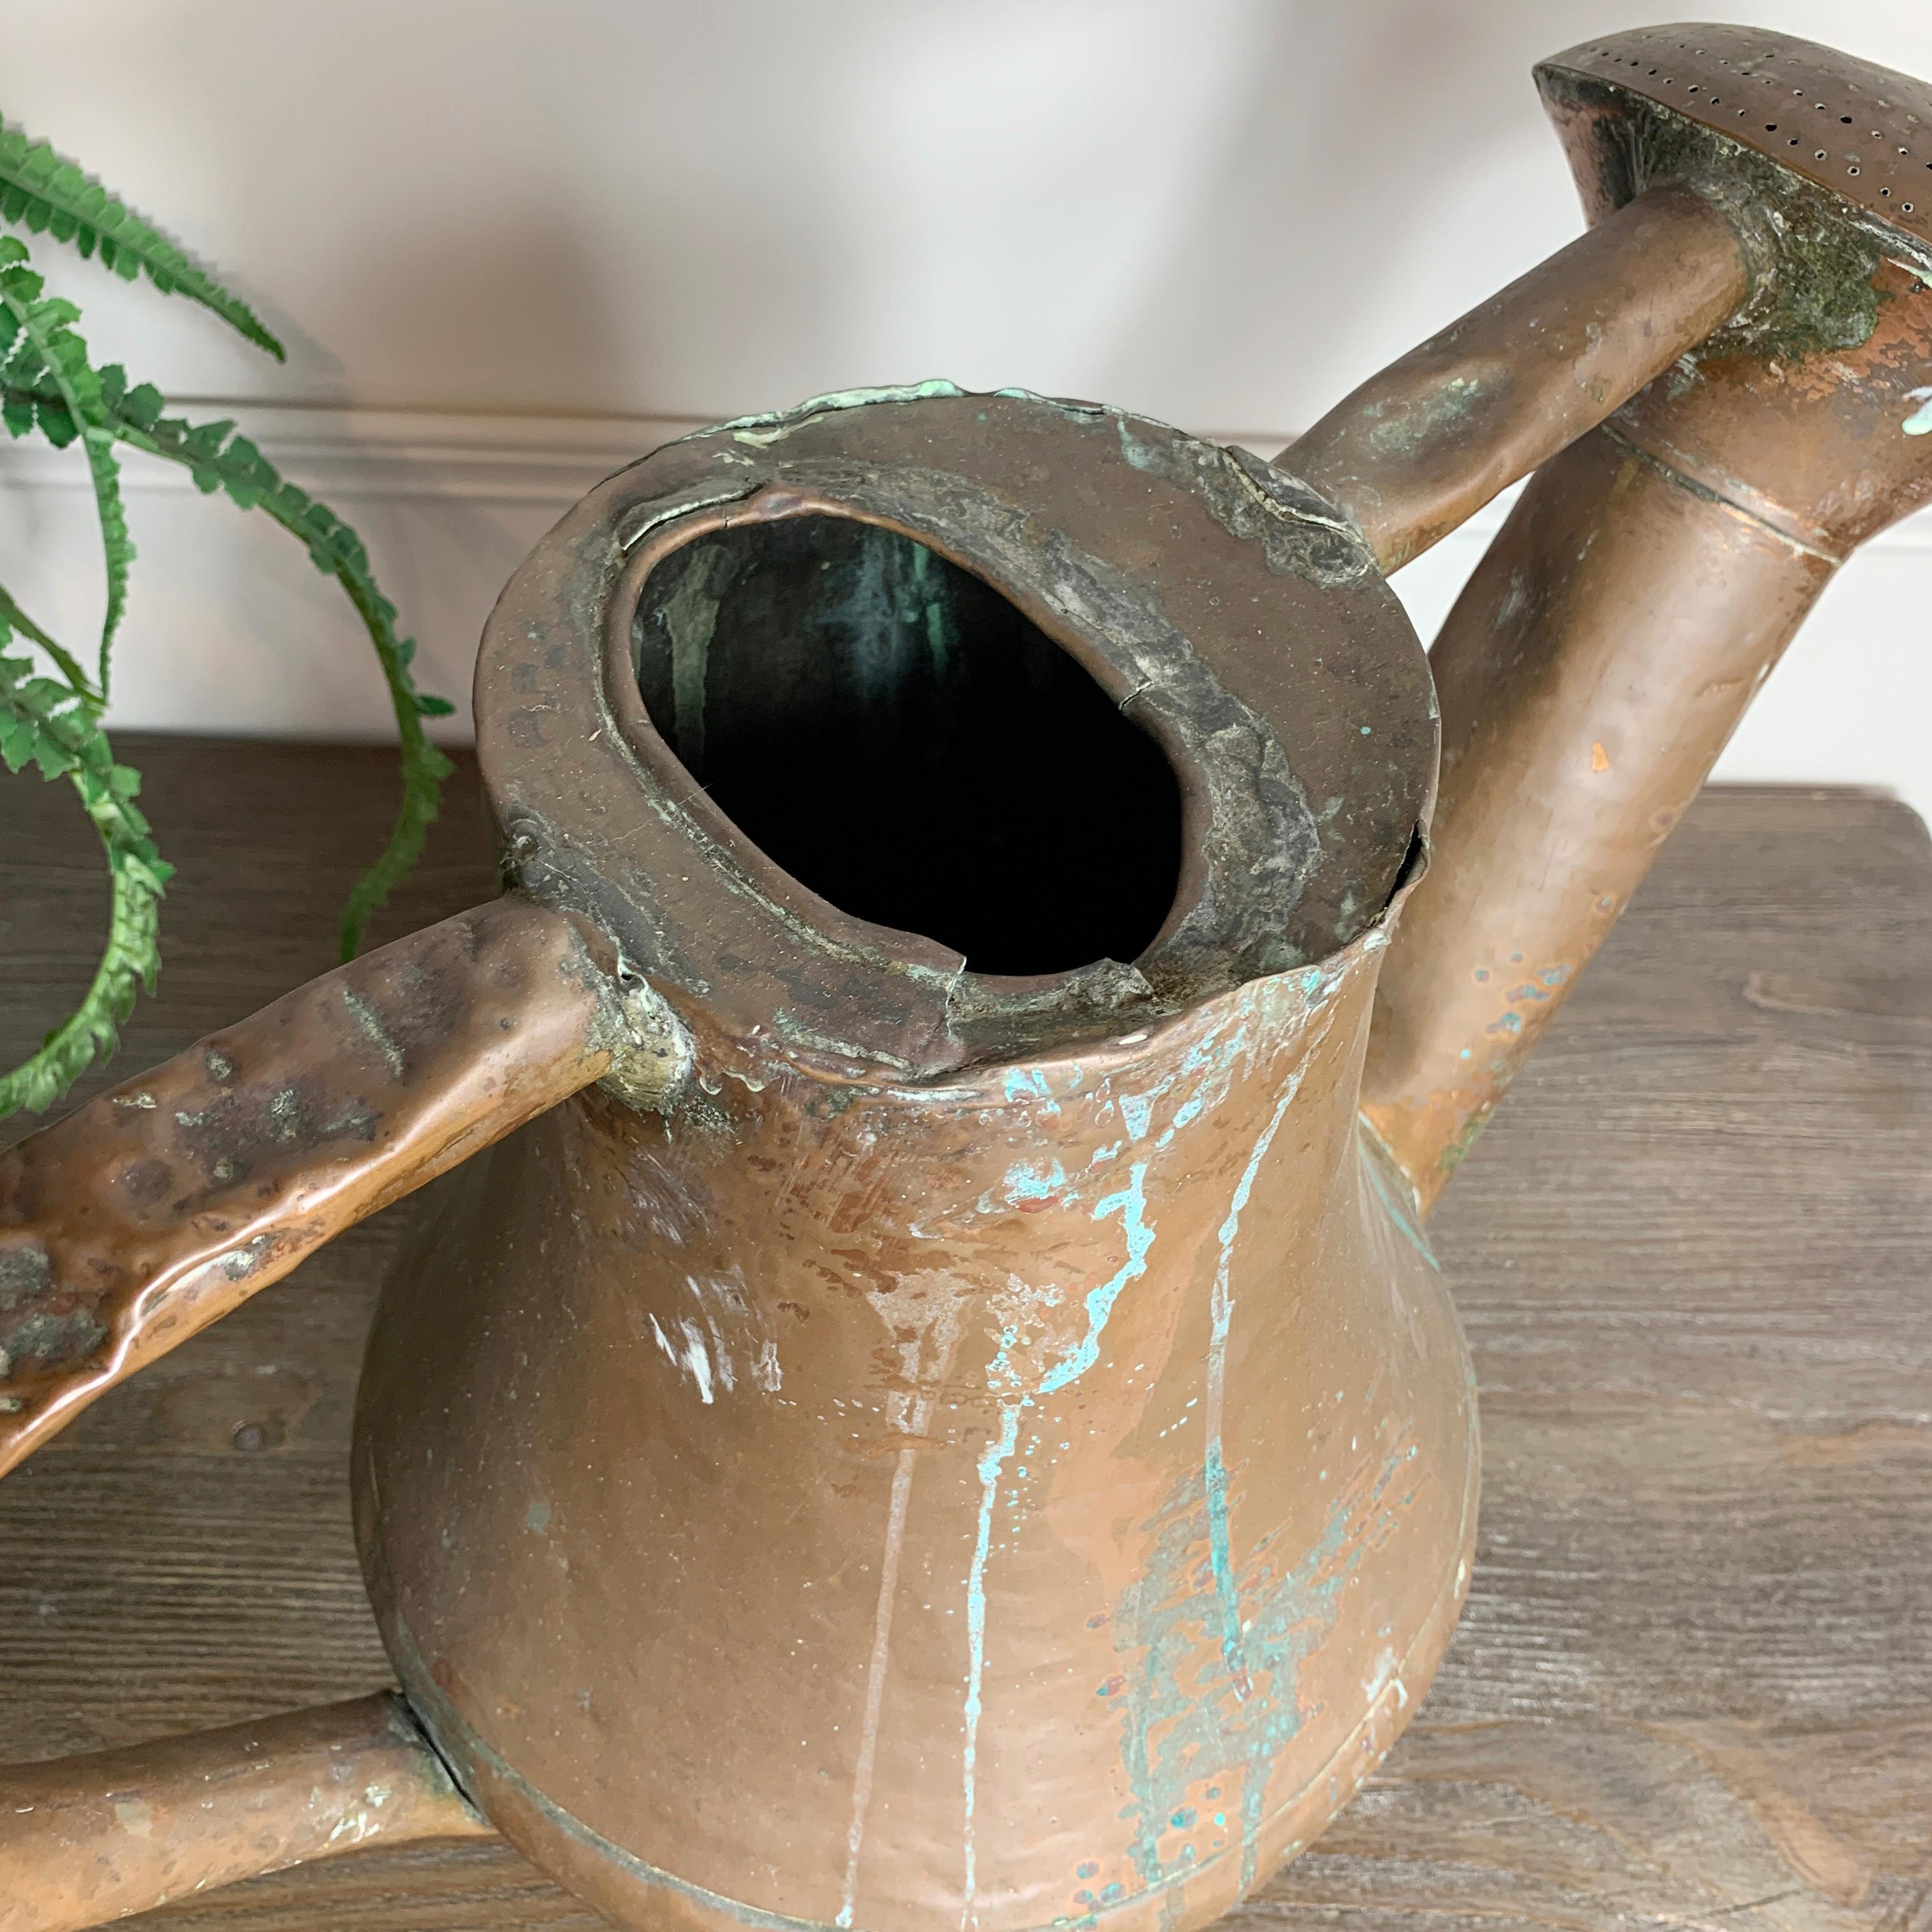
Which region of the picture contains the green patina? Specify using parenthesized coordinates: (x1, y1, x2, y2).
(0, 1239, 52, 1310)
(1106, 1444, 1402, 1901)
(1545, 73, 1932, 365)
(1363, 374, 1485, 459)
(1114, 417, 1374, 589)
(715, 378, 967, 447)
(1, 1303, 106, 1373)
(1434, 1102, 1496, 1178)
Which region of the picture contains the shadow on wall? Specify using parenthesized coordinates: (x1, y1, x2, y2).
(0, 210, 642, 746)
(10, 0, 1928, 812)
(1103, 0, 1530, 431)
(1099, 0, 1851, 434)
(317, 212, 669, 429)
(309, 203, 641, 630)
(19, 0, 1932, 429)
(296, 215, 650, 736)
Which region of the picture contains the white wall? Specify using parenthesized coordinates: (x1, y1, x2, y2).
(3, 0, 1930, 825)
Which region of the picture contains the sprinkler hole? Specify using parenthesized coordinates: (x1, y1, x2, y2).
(630, 514, 1183, 975)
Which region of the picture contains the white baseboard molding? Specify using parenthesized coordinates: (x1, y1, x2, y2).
(0, 399, 1292, 507)
(0, 400, 712, 505)
(8, 394, 1932, 540)
(1, 397, 1927, 831)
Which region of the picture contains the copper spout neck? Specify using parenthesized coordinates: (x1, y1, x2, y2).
(1359, 24, 1932, 1214)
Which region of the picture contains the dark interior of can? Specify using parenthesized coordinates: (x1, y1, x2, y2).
(630, 514, 1182, 976)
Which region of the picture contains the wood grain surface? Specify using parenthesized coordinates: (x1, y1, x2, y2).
(2, 740, 1928, 1932)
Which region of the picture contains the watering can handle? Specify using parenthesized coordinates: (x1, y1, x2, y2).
(0, 894, 686, 1921)
(0, 892, 680, 1477)
(0, 1695, 493, 1932)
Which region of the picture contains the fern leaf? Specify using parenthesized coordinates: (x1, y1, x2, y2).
(0, 640, 170, 1117)
(0, 240, 135, 689)
(0, 365, 456, 954)
(0, 580, 101, 706)
(99, 396, 452, 956)
(0, 119, 284, 358)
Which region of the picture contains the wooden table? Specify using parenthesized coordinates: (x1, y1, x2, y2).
(3, 741, 1928, 1932)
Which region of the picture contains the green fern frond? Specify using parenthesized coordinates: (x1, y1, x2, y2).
(0, 631, 170, 1116)
(0, 579, 101, 707)
(0, 238, 135, 689)
(97, 395, 454, 957)
(2, 365, 457, 961)
(0, 119, 284, 359)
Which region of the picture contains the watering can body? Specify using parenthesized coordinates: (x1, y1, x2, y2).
(360, 960, 1475, 1932)
(351, 395, 1473, 1932)
(8, 22, 1932, 1932)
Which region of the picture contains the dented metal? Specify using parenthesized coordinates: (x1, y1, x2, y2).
(353, 872, 1476, 1932)
(4, 20, 1932, 1932)
(0, 897, 666, 1477)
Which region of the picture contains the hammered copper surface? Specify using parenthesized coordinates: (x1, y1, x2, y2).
(4, 20, 1932, 1932)
(348, 386, 1471, 1932)
(480, 387, 1438, 1068)
(13, 752, 1929, 1932)
(355, 910, 1476, 1932)
(0, 1696, 489, 1932)
(0, 898, 637, 1475)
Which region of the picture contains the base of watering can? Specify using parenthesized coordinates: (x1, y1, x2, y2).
(372, 1460, 1476, 1932)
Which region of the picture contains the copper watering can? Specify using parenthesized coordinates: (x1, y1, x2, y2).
(6, 26, 1932, 1931)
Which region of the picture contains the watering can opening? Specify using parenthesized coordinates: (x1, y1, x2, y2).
(627, 509, 1185, 979)
(484, 387, 1441, 1082)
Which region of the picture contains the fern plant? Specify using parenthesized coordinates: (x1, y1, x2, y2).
(0, 120, 452, 1117)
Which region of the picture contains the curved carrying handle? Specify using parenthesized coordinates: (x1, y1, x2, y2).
(0, 1695, 493, 1932)
(0, 893, 684, 1925)
(0, 893, 681, 1475)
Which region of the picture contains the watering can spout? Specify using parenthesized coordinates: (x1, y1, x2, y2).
(9, 24, 1932, 1932)
(1285, 24, 1932, 1216)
